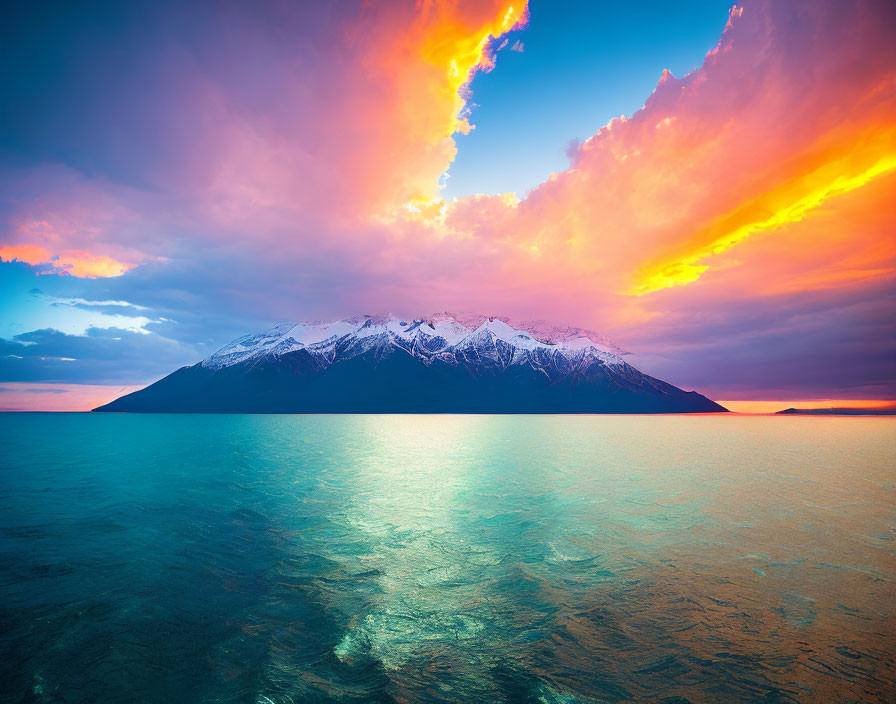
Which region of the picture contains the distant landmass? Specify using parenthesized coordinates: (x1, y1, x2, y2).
(776, 407, 896, 416)
(94, 313, 727, 414)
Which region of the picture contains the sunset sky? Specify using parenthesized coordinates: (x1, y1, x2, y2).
(1, 0, 894, 411)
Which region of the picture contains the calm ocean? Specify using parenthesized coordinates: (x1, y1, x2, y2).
(1, 413, 893, 703)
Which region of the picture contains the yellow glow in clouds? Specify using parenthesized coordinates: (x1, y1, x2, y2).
(631, 136, 896, 295)
(424, 4, 528, 136)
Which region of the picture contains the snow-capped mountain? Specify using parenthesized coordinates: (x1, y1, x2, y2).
(201, 313, 625, 377)
(94, 313, 726, 413)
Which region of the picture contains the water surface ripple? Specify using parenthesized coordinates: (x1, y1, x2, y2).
(1, 414, 894, 703)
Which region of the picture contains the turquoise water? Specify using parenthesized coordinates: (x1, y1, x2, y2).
(1, 414, 894, 703)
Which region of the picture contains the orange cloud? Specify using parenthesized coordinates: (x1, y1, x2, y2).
(356, 0, 528, 210)
(382, 0, 896, 337)
(0, 243, 133, 278)
(0, 244, 51, 267)
(0, 165, 155, 278)
(630, 131, 896, 295)
(55, 251, 134, 278)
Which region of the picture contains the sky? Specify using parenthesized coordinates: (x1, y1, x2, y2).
(447, 0, 733, 197)
(1, 0, 894, 411)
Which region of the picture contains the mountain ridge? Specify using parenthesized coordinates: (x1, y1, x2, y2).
(94, 313, 727, 414)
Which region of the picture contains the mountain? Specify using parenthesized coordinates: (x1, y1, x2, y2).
(93, 313, 727, 413)
(776, 407, 896, 416)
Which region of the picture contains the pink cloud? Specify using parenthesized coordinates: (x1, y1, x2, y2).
(0, 243, 133, 278)
(0, 383, 143, 412)
(0, 165, 158, 276)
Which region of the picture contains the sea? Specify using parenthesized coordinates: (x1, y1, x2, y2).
(1, 413, 894, 703)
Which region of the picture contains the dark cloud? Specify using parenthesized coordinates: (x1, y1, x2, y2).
(628, 281, 896, 399)
(0, 327, 201, 385)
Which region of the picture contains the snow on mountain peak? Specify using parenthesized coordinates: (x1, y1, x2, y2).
(202, 312, 625, 371)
